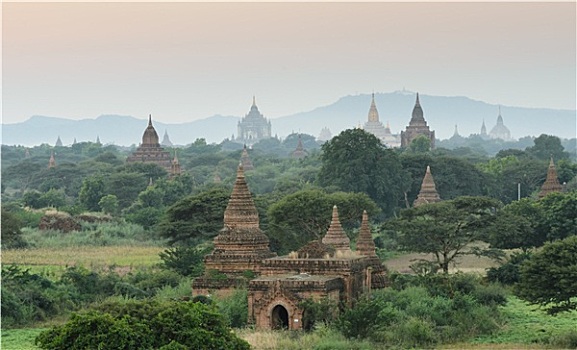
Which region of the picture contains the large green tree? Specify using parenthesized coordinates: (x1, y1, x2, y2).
(267, 189, 380, 253)
(318, 129, 409, 215)
(516, 235, 577, 314)
(389, 196, 503, 273)
(78, 175, 106, 211)
(526, 134, 569, 161)
(157, 186, 231, 245)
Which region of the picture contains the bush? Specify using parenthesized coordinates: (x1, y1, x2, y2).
(214, 289, 248, 328)
(159, 245, 209, 277)
(486, 251, 533, 285)
(550, 329, 577, 349)
(35, 299, 250, 350)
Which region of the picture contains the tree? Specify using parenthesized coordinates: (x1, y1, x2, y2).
(157, 186, 230, 245)
(1, 208, 27, 249)
(267, 189, 380, 253)
(104, 172, 147, 209)
(79, 175, 105, 211)
(516, 235, 577, 314)
(318, 129, 409, 215)
(98, 194, 119, 215)
(526, 134, 569, 161)
(408, 135, 432, 153)
(35, 299, 250, 350)
(537, 191, 577, 242)
(486, 198, 547, 250)
(389, 196, 503, 273)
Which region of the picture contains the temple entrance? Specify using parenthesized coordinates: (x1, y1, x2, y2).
(271, 305, 289, 329)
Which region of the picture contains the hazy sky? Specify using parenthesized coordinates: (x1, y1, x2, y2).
(3, 2, 576, 125)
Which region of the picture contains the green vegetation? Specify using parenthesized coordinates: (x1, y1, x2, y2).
(2, 132, 576, 349)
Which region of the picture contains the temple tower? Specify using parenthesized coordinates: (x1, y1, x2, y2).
(126, 115, 172, 171)
(413, 165, 441, 207)
(240, 144, 254, 171)
(55, 136, 63, 147)
(489, 107, 512, 141)
(48, 151, 56, 169)
(322, 205, 351, 253)
(170, 150, 181, 178)
(161, 130, 173, 147)
(290, 135, 308, 159)
(538, 157, 563, 198)
(193, 164, 276, 295)
(363, 93, 388, 141)
(356, 210, 376, 257)
(400, 93, 435, 148)
(236, 96, 272, 146)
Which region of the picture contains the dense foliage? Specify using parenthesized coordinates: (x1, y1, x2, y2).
(35, 299, 250, 350)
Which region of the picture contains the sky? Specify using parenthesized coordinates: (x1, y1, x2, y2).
(3, 1, 576, 125)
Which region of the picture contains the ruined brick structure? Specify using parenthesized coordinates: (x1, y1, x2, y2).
(193, 172, 388, 330)
(413, 165, 442, 207)
(538, 157, 563, 199)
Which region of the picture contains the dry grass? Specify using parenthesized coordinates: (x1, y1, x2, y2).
(384, 252, 500, 274)
(237, 329, 280, 350)
(1, 246, 164, 270)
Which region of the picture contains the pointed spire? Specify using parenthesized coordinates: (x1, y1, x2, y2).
(367, 93, 380, 122)
(48, 151, 56, 169)
(453, 124, 459, 137)
(409, 92, 426, 125)
(96, 135, 101, 145)
(223, 164, 259, 229)
(240, 144, 254, 170)
(481, 119, 487, 136)
(170, 149, 181, 177)
(416, 92, 420, 105)
(322, 205, 351, 252)
(538, 157, 563, 198)
(55, 136, 63, 147)
(356, 210, 377, 257)
(252, 95, 256, 107)
(413, 165, 441, 207)
(148, 114, 153, 126)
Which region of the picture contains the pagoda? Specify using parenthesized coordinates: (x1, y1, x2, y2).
(48, 151, 56, 169)
(55, 136, 63, 147)
(355, 210, 388, 290)
(240, 144, 254, 171)
(161, 130, 174, 147)
(400, 93, 435, 148)
(169, 150, 181, 178)
(538, 157, 563, 198)
(363, 93, 388, 141)
(126, 115, 172, 171)
(413, 165, 441, 207)
(321, 206, 351, 254)
(489, 107, 512, 141)
(236, 96, 272, 146)
(193, 164, 276, 295)
(290, 135, 308, 159)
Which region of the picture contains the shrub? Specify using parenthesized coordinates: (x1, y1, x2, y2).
(159, 245, 209, 277)
(35, 299, 250, 350)
(214, 288, 248, 328)
(486, 251, 533, 285)
(550, 329, 577, 349)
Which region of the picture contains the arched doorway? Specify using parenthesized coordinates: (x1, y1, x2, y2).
(271, 305, 289, 329)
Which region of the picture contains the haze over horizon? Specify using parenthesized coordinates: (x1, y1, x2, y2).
(3, 2, 576, 126)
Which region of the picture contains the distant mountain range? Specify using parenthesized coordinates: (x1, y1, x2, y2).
(2, 91, 575, 147)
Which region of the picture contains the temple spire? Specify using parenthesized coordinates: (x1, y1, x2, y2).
(223, 164, 260, 229)
(356, 210, 377, 257)
(240, 144, 254, 170)
(322, 205, 351, 252)
(148, 114, 153, 126)
(413, 165, 441, 207)
(170, 149, 181, 177)
(252, 95, 256, 107)
(538, 157, 563, 198)
(48, 151, 56, 169)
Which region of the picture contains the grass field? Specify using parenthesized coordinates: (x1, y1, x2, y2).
(2, 246, 165, 274)
(1, 328, 44, 350)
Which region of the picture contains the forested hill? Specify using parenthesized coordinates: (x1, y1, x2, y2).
(3, 91, 575, 146)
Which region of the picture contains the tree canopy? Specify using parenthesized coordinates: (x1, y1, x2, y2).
(318, 129, 409, 216)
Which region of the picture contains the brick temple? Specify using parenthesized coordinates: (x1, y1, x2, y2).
(193, 164, 388, 330)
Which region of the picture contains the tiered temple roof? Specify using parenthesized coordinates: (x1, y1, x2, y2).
(55, 136, 63, 147)
(290, 135, 308, 159)
(170, 150, 181, 178)
(161, 130, 173, 147)
(400, 93, 435, 148)
(236, 96, 272, 145)
(200, 164, 275, 276)
(538, 157, 563, 198)
(413, 165, 442, 207)
(356, 210, 376, 257)
(240, 144, 254, 171)
(321, 206, 351, 253)
(48, 151, 56, 169)
(126, 115, 172, 170)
